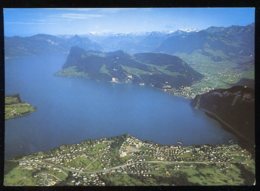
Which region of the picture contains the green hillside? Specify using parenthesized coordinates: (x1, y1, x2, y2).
(57, 47, 203, 91)
(4, 135, 255, 186)
(5, 95, 36, 120)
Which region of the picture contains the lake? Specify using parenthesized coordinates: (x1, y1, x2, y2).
(5, 54, 236, 159)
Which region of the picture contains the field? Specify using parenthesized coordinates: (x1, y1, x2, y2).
(4, 135, 255, 186)
(5, 95, 36, 120)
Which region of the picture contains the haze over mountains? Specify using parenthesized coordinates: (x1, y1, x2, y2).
(5, 23, 254, 93)
(5, 23, 254, 67)
(5, 34, 102, 57)
(4, 23, 254, 98)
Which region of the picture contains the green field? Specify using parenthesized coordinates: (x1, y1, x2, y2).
(4, 135, 255, 186)
(5, 95, 36, 120)
(55, 66, 89, 78)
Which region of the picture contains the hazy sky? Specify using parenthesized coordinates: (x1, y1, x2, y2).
(4, 8, 255, 36)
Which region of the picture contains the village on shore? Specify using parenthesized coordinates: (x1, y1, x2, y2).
(5, 134, 255, 186)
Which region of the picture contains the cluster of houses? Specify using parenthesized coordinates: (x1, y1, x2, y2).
(15, 135, 251, 186)
(168, 85, 214, 99)
(111, 74, 134, 84)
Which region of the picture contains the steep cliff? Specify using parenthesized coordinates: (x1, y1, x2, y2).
(192, 86, 255, 148)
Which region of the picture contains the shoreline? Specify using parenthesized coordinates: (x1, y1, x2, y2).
(55, 70, 196, 99)
(6, 133, 238, 160)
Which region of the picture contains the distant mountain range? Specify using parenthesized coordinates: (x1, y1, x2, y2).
(5, 23, 254, 93)
(59, 47, 203, 89)
(158, 24, 254, 71)
(86, 32, 169, 53)
(157, 24, 254, 57)
(5, 34, 102, 57)
(5, 23, 254, 67)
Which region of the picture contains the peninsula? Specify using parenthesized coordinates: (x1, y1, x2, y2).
(5, 94, 36, 120)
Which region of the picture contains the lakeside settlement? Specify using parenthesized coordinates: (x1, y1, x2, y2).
(4, 134, 255, 186)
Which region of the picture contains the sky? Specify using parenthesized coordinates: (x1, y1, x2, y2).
(4, 8, 255, 36)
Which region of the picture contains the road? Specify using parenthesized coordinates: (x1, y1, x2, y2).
(10, 158, 230, 176)
(56, 160, 230, 175)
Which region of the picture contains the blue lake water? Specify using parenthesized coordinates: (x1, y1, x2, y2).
(5, 55, 236, 159)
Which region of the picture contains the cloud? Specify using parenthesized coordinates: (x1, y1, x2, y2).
(47, 13, 104, 21)
(6, 21, 56, 25)
(49, 8, 134, 13)
(50, 8, 93, 11)
(96, 8, 133, 13)
(60, 13, 103, 19)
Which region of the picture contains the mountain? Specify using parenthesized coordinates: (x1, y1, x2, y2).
(5, 24, 254, 64)
(5, 34, 66, 57)
(86, 24, 254, 65)
(192, 85, 255, 149)
(65, 35, 102, 51)
(59, 46, 203, 89)
(87, 33, 148, 53)
(5, 34, 102, 58)
(157, 24, 254, 65)
(5, 24, 254, 94)
(85, 32, 172, 53)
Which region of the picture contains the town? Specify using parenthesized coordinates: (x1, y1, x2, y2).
(5, 134, 255, 186)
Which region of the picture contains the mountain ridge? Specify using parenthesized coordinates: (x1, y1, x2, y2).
(59, 46, 203, 89)
(5, 23, 254, 60)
